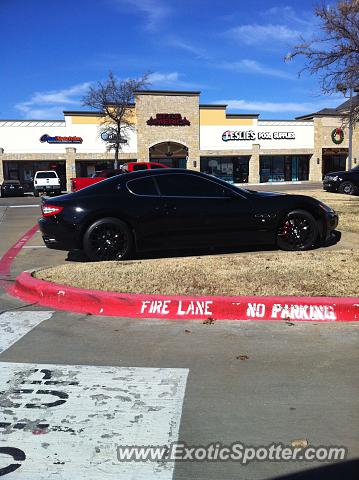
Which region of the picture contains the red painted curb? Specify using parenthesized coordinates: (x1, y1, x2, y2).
(0, 224, 38, 292)
(10, 271, 359, 321)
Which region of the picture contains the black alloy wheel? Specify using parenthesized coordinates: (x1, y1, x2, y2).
(338, 181, 357, 195)
(83, 217, 133, 261)
(277, 210, 319, 251)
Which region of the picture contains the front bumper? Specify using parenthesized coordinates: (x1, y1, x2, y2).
(323, 180, 339, 191)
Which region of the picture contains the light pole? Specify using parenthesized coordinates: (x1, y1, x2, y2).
(348, 86, 353, 171)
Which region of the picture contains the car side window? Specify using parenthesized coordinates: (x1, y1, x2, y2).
(127, 177, 158, 196)
(155, 173, 228, 197)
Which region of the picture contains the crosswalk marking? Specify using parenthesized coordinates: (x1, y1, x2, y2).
(0, 363, 188, 479)
(0, 311, 54, 355)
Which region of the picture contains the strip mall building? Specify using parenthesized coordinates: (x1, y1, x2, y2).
(0, 90, 357, 191)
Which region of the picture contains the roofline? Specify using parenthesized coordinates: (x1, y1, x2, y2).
(0, 119, 65, 122)
(134, 89, 200, 96)
(260, 119, 313, 122)
(63, 110, 105, 116)
(295, 112, 344, 120)
(199, 104, 227, 109)
(226, 113, 259, 118)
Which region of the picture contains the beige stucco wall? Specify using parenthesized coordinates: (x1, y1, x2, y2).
(310, 116, 359, 181)
(135, 92, 200, 170)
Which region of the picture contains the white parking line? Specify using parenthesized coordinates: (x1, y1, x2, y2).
(0, 311, 54, 355)
(0, 363, 188, 479)
(22, 246, 46, 249)
(8, 205, 39, 208)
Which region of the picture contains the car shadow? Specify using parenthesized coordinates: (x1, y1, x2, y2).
(65, 244, 279, 263)
(270, 458, 358, 480)
(65, 232, 342, 263)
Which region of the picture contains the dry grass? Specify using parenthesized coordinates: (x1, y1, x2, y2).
(283, 189, 359, 234)
(35, 188, 359, 297)
(36, 248, 359, 297)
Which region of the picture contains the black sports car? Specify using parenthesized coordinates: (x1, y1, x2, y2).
(1, 180, 24, 197)
(38, 169, 340, 261)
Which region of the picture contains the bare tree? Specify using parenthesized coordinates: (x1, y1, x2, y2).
(82, 71, 150, 168)
(286, 1, 359, 122)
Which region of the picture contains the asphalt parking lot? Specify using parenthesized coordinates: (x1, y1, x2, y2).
(0, 185, 358, 479)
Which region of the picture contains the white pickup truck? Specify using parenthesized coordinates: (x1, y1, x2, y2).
(33, 170, 61, 197)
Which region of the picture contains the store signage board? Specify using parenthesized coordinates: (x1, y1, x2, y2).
(100, 132, 128, 143)
(222, 130, 295, 142)
(147, 114, 190, 126)
(40, 134, 83, 144)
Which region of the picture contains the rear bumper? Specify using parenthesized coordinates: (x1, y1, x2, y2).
(38, 217, 82, 251)
(35, 185, 61, 192)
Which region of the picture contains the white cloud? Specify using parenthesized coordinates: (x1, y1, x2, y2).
(148, 71, 205, 89)
(16, 82, 92, 119)
(219, 59, 294, 80)
(167, 38, 210, 60)
(112, 0, 171, 30)
(227, 23, 301, 46)
(216, 98, 341, 114)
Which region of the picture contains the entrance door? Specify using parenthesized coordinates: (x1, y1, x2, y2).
(322, 151, 347, 176)
(149, 142, 188, 168)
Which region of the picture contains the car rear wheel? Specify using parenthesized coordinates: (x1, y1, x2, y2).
(277, 210, 319, 251)
(338, 181, 357, 195)
(83, 217, 133, 261)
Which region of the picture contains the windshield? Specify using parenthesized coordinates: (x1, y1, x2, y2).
(36, 171, 57, 178)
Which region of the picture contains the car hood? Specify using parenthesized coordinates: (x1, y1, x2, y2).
(247, 190, 287, 197)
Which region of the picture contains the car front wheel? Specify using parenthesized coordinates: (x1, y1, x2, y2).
(277, 210, 319, 251)
(83, 217, 133, 261)
(338, 181, 358, 195)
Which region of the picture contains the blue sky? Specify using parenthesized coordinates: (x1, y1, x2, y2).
(1, 0, 344, 120)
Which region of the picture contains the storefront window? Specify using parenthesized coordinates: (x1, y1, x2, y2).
(3, 160, 66, 191)
(200, 156, 249, 183)
(260, 156, 309, 183)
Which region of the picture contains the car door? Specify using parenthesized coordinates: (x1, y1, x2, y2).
(125, 176, 166, 250)
(153, 172, 257, 248)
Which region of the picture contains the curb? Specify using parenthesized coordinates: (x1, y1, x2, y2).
(0, 224, 38, 292)
(10, 271, 359, 321)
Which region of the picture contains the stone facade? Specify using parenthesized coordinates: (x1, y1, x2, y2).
(310, 116, 359, 181)
(135, 91, 200, 170)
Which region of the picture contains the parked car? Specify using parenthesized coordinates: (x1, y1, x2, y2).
(1, 179, 24, 197)
(323, 165, 359, 195)
(71, 162, 168, 192)
(39, 169, 340, 261)
(34, 170, 61, 197)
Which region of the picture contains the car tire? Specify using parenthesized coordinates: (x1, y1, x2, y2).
(338, 181, 358, 195)
(277, 209, 319, 251)
(83, 217, 133, 261)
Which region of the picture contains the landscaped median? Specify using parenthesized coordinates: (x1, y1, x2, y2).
(8, 188, 359, 321)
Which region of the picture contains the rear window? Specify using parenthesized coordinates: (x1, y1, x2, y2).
(132, 164, 148, 171)
(36, 172, 57, 178)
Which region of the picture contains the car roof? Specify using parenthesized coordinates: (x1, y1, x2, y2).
(119, 168, 201, 181)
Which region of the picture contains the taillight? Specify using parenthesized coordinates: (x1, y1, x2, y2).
(41, 204, 64, 217)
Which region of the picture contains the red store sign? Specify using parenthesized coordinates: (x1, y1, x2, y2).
(147, 113, 190, 126)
